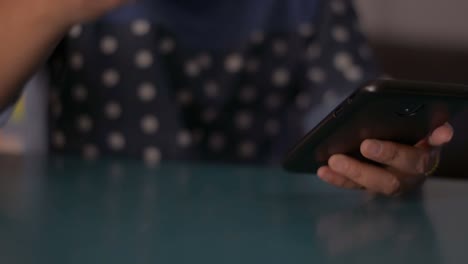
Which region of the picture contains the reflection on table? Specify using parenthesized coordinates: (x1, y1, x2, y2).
(0, 155, 467, 263)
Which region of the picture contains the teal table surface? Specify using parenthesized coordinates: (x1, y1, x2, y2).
(1, 155, 468, 264)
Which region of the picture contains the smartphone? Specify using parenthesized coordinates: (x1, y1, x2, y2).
(282, 79, 468, 173)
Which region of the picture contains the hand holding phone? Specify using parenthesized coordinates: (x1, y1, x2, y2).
(283, 79, 465, 195)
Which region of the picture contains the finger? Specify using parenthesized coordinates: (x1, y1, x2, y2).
(360, 139, 430, 175)
(317, 166, 362, 189)
(415, 123, 454, 149)
(427, 122, 454, 147)
(328, 154, 400, 196)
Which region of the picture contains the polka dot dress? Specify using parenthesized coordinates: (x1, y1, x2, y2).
(47, 0, 379, 166)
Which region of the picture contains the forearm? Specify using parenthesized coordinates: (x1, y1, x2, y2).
(0, 3, 69, 110)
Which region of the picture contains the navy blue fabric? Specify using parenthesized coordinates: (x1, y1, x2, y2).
(47, 0, 381, 165)
(105, 0, 321, 49)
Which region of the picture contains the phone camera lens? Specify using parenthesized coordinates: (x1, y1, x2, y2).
(396, 103, 424, 117)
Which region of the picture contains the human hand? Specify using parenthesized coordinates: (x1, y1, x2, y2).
(317, 123, 453, 196)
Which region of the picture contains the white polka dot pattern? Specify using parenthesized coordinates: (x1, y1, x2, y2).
(102, 69, 120, 87)
(344, 65, 363, 82)
(298, 23, 315, 37)
(72, 85, 87, 102)
(331, 49, 364, 82)
(138, 82, 157, 102)
(77, 115, 93, 132)
(53, 131, 65, 148)
(177, 130, 192, 148)
(159, 37, 175, 54)
(69, 25, 82, 38)
(272, 68, 290, 87)
(50, 2, 377, 164)
(141, 115, 159, 134)
(185, 60, 201, 77)
(131, 19, 151, 36)
(70, 53, 84, 70)
(177, 90, 193, 106)
(144, 147, 162, 166)
(307, 67, 326, 83)
(224, 53, 243, 73)
(100, 36, 118, 55)
(108, 132, 126, 151)
(235, 111, 253, 130)
(238, 141, 256, 158)
(135, 50, 154, 68)
(332, 25, 350, 42)
(251, 31, 264, 44)
(334, 52, 353, 71)
(331, 0, 346, 15)
(105, 102, 122, 120)
(272, 40, 288, 56)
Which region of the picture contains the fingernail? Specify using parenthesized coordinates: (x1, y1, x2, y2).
(329, 156, 346, 171)
(317, 171, 328, 180)
(364, 140, 381, 157)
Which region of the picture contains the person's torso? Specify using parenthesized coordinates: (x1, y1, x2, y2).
(46, 0, 379, 166)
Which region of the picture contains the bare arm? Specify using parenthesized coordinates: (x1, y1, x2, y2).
(0, 0, 129, 110)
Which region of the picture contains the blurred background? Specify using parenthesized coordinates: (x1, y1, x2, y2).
(357, 0, 468, 84)
(0, 2, 467, 262)
(1, 0, 468, 160)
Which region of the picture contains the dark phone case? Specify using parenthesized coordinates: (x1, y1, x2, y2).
(282, 79, 468, 173)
